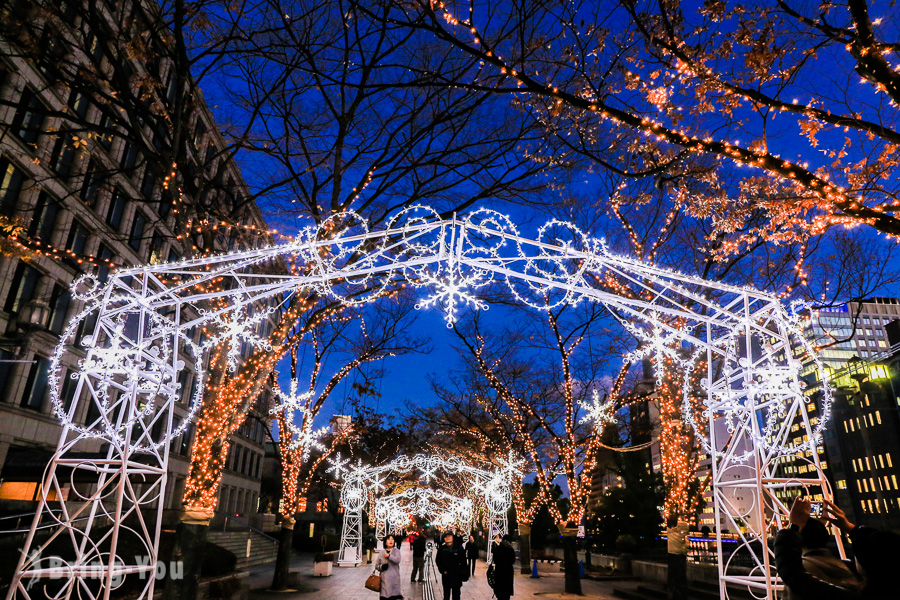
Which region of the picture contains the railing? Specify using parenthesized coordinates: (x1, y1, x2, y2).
(213, 511, 279, 544)
(0, 510, 96, 535)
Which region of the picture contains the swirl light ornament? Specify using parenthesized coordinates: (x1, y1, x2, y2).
(12, 207, 832, 600)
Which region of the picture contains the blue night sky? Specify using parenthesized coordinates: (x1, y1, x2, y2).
(191, 1, 900, 433)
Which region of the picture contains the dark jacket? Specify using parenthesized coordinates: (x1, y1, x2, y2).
(466, 540, 479, 559)
(436, 542, 468, 587)
(413, 535, 428, 558)
(490, 540, 516, 598)
(848, 525, 900, 599)
(774, 528, 862, 600)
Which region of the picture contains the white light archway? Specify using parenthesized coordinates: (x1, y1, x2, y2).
(330, 452, 516, 566)
(7, 207, 834, 600)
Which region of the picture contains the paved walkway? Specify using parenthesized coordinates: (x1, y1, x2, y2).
(245, 543, 642, 600)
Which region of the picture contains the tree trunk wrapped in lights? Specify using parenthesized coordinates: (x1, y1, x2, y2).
(655, 356, 708, 523)
(269, 303, 424, 589)
(432, 306, 630, 595)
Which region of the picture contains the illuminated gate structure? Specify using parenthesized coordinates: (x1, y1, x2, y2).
(8, 206, 834, 600)
(330, 452, 516, 566)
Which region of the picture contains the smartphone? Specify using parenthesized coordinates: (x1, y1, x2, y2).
(810, 501, 823, 518)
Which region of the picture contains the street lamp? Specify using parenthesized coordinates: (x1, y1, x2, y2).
(18, 298, 51, 330)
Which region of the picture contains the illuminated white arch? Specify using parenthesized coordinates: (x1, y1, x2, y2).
(7, 207, 833, 600)
(331, 452, 515, 566)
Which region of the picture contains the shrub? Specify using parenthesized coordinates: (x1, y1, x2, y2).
(206, 576, 242, 599)
(201, 543, 237, 577)
(615, 534, 637, 554)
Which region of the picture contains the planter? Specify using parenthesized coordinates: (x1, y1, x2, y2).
(313, 561, 333, 577)
(535, 561, 562, 574)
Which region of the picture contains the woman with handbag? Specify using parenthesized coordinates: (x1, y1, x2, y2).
(372, 534, 403, 600)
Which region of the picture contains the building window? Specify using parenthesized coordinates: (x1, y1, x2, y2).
(179, 423, 192, 456)
(96, 112, 115, 150)
(176, 369, 190, 404)
(0, 158, 25, 217)
(83, 391, 102, 427)
(22, 356, 50, 410)
(48, 284, 72, 334)
(140, 168, 157, 201)
(29, 192, 60, 243)
(120, 141, 140, 173)
(149, 232, 165, 263)
(49, 134, 79, 178)
(0, 349, 13, 401)
(80, 162, 103, 206)
(68, 90, 89, 120)
(4, 263, 41, 313)
(12, 88, 46, 147)
(159, 193, 173, 218)
(59, 367, 78, 415)
(66, 219, 90, 256)
(129, 212, 146, 250)
(106, 190, 127, 230)
(96, 243, 114, 282)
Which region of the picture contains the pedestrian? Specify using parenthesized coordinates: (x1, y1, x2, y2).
(490, 533, 516, 600)
(822, 498, 900, 599)
(453, 529, 463, 547)
(364, 530, 377, 564)
(374, 534, 403, 600)
(465, 534, 478, 577)
(436, 531, 468, 600)
(411, 530, 427, 583)
(774, 497, 864, 599)
(665, 516, 690, 600)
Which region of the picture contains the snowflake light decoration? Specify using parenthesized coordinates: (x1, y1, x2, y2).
(271, 379, 328, 462)
(202, 303, 274, 372)
(580, 389, 617, 430)
(327, 452, 350, 480)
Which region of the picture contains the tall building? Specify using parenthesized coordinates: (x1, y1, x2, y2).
(773, 299, 900, 528)
(0, 0, 273, 519)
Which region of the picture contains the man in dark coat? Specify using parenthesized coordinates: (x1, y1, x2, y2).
(435, 531, 467, 600)
(363, 531, 377, 564)
(490, 533, 516, 600)
(411, 530, 428, 583)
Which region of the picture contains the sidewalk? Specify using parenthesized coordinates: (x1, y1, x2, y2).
(244, 543, 642, 600)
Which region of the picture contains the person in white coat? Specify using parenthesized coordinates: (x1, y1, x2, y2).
(374, 534, 403, 600)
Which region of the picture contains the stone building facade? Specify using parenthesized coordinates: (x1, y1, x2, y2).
(0, 0, 273, 519)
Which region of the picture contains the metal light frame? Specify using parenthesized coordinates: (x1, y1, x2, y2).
(8, 207, 833, 600)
